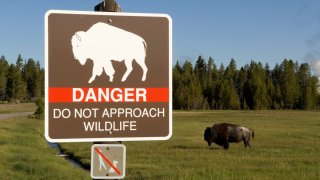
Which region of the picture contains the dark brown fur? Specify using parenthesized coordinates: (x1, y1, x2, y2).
(204, 123, 254, 150)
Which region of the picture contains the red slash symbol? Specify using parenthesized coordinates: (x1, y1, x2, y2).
(94, 147, 121, 175)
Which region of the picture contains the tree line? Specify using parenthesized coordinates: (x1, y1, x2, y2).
(173, 56, 320, 110)
(0, 54, 44, 103)
(1, 54, 320, 110)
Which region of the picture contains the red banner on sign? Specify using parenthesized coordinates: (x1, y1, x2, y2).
(49, 87, 169, 103)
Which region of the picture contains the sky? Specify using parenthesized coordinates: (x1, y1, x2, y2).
(0, 0, 320, 74)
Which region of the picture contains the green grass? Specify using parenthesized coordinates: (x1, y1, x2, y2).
(0, 103, 36, 113)
(59, 110, 320, 180)
(0, 117, 90, 179)
(0, 106, 318, 179)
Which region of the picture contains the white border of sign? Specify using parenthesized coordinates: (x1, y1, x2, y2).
(91, 144, 126, 179)
(45, 10, 172, 142)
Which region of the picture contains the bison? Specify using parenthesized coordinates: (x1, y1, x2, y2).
(71, 22, 148, 83)
(204, 123, 254, 150)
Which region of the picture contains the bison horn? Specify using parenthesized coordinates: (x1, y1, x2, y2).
(75, 33, 81, 41)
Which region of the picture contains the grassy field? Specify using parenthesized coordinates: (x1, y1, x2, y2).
(0, 102, 36, 114)
(0, 116, 90, 179)
(59, 110, 320, 180)
(0, 103, 319, 179)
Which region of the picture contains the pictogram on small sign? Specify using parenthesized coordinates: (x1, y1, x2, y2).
(91, 144, 126, 179)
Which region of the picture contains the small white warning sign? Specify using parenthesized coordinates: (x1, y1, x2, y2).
(91, 144, 126, 179)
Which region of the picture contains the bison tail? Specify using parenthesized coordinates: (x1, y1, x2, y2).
(143, 40, 147, 55)
(251, 129, 254, 139)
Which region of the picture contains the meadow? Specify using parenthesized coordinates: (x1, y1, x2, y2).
(0, 103, 319, 179)
(59, 110, 320, 180)
(0, 102, 36, 114)
(0, 104, 89, 179)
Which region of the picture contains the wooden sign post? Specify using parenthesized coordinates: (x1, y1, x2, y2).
(94, 0, 121, 12)
(93, 2, 122, 179)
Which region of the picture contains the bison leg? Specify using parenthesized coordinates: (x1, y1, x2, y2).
(135, 59, 148, 81)
(223, 142, 229, 150)
(122, 59, 133, 82)
(243, 140, 247, 148)
(88, 63, 103, 83)
(103, 60, 115, 82)
(243, 139, 251, 148)
(88, 76, 95, 84)
(247, 141, 251, 148)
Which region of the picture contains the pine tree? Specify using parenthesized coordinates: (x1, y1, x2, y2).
(223, 59, 240, 109)
(16, 54, 24, 70)
(6, 56, 27, 102)
(173, 61, 183, 109)
(213, 64, 226, 109)
(280, 59, 299, 109)
(237, 65, 249, 109)
(179, 61, 203, 109)
(22, 58, 41, 100)
(205, 57, 218, 109)
(272, 63, 283, 109)
(297, 63, 311, 109)
(223, 79, 240, 109)
(265, 63, 275, 109)
(224, 58, 237, 81)
(194, 56, 207, 90)
(244, 61, 268, 110)
(306, 76, 319, 109)
(0, 56, 9, 102)
(39, 67, 45, 97)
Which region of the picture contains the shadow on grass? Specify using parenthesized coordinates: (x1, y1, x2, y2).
(171, 144, 220, 150)
(58, 144, 91, 171)
(207, 146, 222, 150)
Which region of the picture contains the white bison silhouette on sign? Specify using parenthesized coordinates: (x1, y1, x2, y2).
(71, 22, 148, 83)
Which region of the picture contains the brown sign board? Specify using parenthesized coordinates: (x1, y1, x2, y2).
(45, 10, 172, 142)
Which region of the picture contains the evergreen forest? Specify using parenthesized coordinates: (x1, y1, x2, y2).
(1, 54, 320, 110)
(0, 55, 44, 103)
(173, 56, 320, 110)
